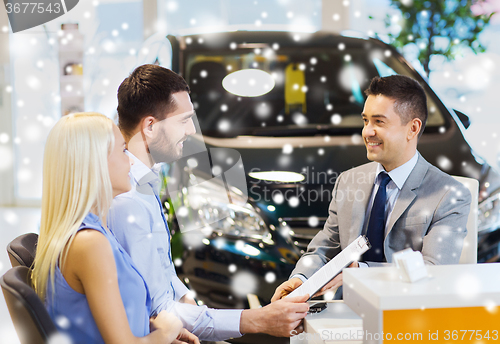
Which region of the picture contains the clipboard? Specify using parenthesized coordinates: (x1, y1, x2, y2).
(286, 235, 371, 300)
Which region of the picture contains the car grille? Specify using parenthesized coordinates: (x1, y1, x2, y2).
(282, 217, 327, 254)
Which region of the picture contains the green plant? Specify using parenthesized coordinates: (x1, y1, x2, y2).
(384, 0, 494, 75)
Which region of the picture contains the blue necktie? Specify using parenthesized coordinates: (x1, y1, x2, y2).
(363, 172, 392, 262)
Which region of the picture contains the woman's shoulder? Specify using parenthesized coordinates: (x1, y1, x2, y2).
(71, 229, 112, 258)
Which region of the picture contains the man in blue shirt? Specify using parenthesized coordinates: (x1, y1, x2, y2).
(108, 64, 309, 342)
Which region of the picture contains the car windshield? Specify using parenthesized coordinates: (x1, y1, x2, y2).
(186, 40, 445, 138)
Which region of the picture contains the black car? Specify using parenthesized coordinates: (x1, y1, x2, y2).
(161, 31, 500, 312)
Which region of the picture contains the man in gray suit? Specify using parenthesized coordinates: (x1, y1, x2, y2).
(272, 75, 471, 301)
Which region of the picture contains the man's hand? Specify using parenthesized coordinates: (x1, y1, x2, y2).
(313, 261, 359, 297)
(179, 293, 198, 306)
(240, 294, 309, 337)
(150, 311, 183, 343)
(271, 277, 303, 302)
(173, 328, 200, 344)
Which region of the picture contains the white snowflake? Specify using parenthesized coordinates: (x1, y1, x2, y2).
(302, 256, 313, 267)
(331, 114, 342, 125)
(455, 274, 480, 300)
(282, 144, 293, 154)
(187, 158, 198, 168)
(484, 300, 498, 314)
(235, 240, 245, 251)
(177, 206, 189, 217)
(186, 290, 197, 300)
(308, 216, 319, 227)
(292, 113, 308, 125)
(55, 315, 70, 329)
(218, 119, 231, 132)
(265, 272, 276, 283)
(289, 196, 299, 207)
(166, 1, 178, 12)
(272, 191, 284, 204)
(17, 168, 32, 182)
(48, 333, 72, 344)
(351, 134, 363, 144)
(436, 156, 453, 171)
(323, 290, 335, 300)
(231, 271, 258, 297)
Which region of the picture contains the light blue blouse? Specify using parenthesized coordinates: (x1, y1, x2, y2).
(45, 213, 151, 343)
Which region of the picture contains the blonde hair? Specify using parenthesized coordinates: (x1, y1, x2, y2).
(32, 112, 114, 300)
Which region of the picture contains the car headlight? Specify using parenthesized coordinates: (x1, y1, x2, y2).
(478, 191, 500, 233)
(175, 175, 272, 242)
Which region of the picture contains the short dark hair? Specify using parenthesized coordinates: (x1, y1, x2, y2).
(117, 64, 190, 140)
(364, 75, 428, 138)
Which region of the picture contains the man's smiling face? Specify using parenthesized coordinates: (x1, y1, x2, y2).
(362, 94, 415, 172)
(148, 91, 196, 164)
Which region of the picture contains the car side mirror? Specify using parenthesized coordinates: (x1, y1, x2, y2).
(454, 109, 471, 129)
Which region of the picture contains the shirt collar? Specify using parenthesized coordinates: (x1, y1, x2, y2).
(375, 151, 419, 190)
(127, 151, 160, 186)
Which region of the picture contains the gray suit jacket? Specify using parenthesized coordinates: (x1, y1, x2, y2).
(291, 153, 471, 279)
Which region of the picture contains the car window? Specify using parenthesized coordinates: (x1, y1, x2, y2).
(186, 44, 445, 137)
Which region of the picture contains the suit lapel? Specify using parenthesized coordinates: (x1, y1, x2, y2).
(349, 164, 377, 240)
(386, 154, 429, 235)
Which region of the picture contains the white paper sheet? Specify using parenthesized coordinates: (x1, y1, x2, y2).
(287, 235, 370, 300)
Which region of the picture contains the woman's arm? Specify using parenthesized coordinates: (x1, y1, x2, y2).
(62, 229, 182, 344)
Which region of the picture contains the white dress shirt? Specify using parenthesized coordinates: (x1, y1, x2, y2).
(108, 152, 242, 341)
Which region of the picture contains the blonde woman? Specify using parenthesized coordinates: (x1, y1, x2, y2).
(32, 113, 198, 344)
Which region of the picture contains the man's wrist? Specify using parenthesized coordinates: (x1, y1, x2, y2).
(290, 274, 307, 283)
(240, 308, 264, 334)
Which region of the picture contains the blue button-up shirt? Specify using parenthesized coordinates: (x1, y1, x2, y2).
(108, 153, 242, 341)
